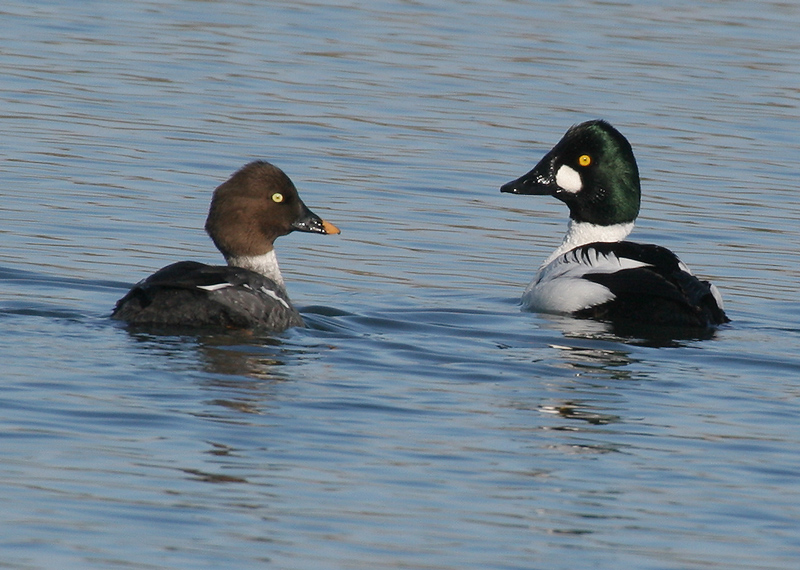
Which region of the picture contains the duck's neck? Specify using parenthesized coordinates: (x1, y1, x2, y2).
(227, 249, 285, 287)
(543, 219, 635, 266)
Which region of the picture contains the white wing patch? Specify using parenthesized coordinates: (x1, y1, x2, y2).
(196, 282, 234, 292)
(523, 246, 650, 314)
(259, 286, 290, 309)
(198, 281, 290, 310)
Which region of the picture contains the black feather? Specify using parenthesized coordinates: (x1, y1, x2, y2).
(112, 261, 304, 331)
(573, 242, 729, 327)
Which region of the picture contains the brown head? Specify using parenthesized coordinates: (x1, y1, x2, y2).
(204, 161, 340, 261)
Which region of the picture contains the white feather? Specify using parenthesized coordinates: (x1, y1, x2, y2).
(709, 282, 725, 311)
(523, 244, 650, 314)
(227, 250, 284, 286)
(543, 220, 635, 266)
(196, 283, 233, 292)
(258, 286, 291, 309)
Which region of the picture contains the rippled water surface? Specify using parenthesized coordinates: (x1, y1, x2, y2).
(2, 1, 800, 568)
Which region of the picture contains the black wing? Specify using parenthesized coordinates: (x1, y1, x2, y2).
(112, 261, 303, 330)
(573, 242, 729, 327)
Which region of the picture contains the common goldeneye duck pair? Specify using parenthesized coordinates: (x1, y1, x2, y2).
(501, 120, 729, 328)
(112, 161, 340, 331)
(114, 121, 728, 332)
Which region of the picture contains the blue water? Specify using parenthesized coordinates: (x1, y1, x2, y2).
(2, 0, 800, 568)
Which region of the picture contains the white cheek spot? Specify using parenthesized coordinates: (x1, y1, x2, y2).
(555, 164, 582, 194)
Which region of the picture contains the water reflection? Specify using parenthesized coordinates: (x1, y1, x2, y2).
(120, 326, 295, 379)
(196, 337, 289, 380)
(548, 343, 635, 381)
(537, 311, 722, 347)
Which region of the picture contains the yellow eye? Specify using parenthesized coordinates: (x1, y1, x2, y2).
(578, 154, 592, 167)
(271, 193, 284, 203)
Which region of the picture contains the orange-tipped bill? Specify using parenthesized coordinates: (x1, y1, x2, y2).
(321, 220, 341, 235)
(292, 206, 341, 235)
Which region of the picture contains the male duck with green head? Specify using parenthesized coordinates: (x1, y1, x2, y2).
(501, 120, 729, 328)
